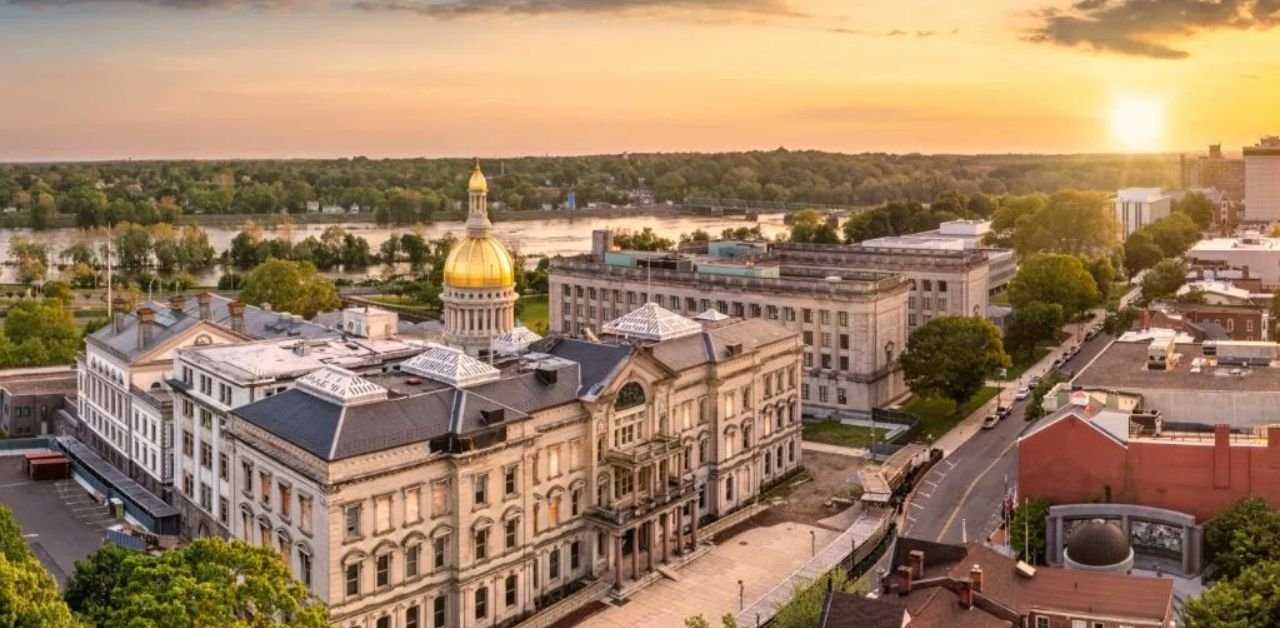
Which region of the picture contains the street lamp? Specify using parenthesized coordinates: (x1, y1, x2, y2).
(810, 530, 816, 557)
(738, 579, 745, 610)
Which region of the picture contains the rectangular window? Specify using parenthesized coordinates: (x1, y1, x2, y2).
(279, 484, 292, 519)
(182, 430, 193, 457)
(548, 445, 561, 478)
(404, 486, 421, 524)
(406, 606, 420, 628)
(549, 547, 561, 580)
(432, 480, 451, 516)
(838, 311, 848, 326)
(571, 540, 581, 570)
(505, 575, 518, 607)
(376, 553, 391, 588)
(434, 597, 446, 627)
(434, 535, 448, 569)
(345, 504, 362, 539)
(199, 483, 211, 510)
(241, 461, 252, 493)
(474, 528, 489, 561)
(299, 494, 312, 533)
(569, 438, 583, 470)
(802, 331, 813, 345)
(299, 551, 312, 588)
(345, 563, 361, 597)
(200, 443, 211, 469)
(406, 544, 420, 578)
(505, 518, 519, 549)
(218, 453, 228, 481)
(801, 383, 810, 400)
(819, 386, 829, 403)
(821, 354, 832, 369)
(259, 471, 271, 506)
(838, 388, 848, 405)
(504, 465, 518, 497)
(802, 308, 812, 323)
(475, 586, 488, 620)
(474, 474, 488, 506)
(839, 356, 849, 371)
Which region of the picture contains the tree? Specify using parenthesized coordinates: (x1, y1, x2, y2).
(64, 537, 327, 627)
(1083, 256, 1116, 303)
(2, 299, 80, 366)
(1003, 301, 1064, 360)
(1174, 190, 1215, 229)
(789, 209, 840, 244)
(1010, 190, 1116, 257)
(901, 316, 1010, 409)
(239, 259, 340, 319)
(1008, 498, 1051, 565)
(1123, 230, 1163, 276)
(1102, 305, 1138, 336)
(1140, 259, 1185, 302)
(1007, 254, 1100, 320)
(1204, 497, 1280, 581)
(984, 195, 1045, 249)
(613, 227, 674, 251)
(43, 280, 73, 303)
(1183, 560, 1280, 628)
(1144, 212, 1200, 258)
(770, 569, 862, 628)
(0, 504, 76, 627)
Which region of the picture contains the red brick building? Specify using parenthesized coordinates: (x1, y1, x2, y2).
(1019, 397, 1280, 522)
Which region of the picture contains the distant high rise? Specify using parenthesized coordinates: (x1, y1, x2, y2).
(1181, 143, 1245, 201)
(1245, 137, 1280, 223)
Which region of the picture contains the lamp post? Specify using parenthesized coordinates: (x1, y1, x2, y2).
(810, 530, 816, 557)
(738, 579, 745, 611)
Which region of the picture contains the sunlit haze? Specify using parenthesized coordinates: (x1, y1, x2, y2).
(2, 0, 1279, 159)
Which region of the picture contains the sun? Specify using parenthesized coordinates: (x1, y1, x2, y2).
(1109, 97, 1164, 153)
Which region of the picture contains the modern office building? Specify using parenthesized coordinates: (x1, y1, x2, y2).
(168, 308, 425, 538)
(1112, 188, 1172, 239)
(227, 304, 803, 628)
(1186, 235, 1280, 289)
(549, 235, 911, 413)
(1245, 136, 1280, 223)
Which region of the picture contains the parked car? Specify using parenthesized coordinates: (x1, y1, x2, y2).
(1015, 386, 1031, 400)
(1029, 375, 1042, 388)
(997, 405, 1013, 420)
(982, 413, 1000, 429)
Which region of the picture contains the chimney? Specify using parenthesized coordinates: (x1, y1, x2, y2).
(1139, 308, 1150, 331)
(197, 292, 213, 321)
(958, 579, 974, 609)
(111, 296, 128, 334)
(970, 564, 984, 593)
(137, 307, 155, 349)
(908, 549, 925, 579)
(169, 294, 186, 317)
(896, 565, 913, 596)
(228, 300, 246, 334)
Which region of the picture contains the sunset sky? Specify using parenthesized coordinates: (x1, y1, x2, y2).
(2, 0, 1278, 160)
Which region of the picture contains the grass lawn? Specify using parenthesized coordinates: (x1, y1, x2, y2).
(516, 294, 549, 333)
(364, 295, 439, 315)
(801, 419, 890, 449)
(905, 386, 1001, 442)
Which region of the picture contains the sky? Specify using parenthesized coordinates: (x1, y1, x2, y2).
(1, 0, 1278, 160)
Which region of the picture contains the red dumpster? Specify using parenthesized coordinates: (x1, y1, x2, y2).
(28, 457, 70, 481)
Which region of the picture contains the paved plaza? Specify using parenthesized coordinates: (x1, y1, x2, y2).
(0, 455, 109, 584)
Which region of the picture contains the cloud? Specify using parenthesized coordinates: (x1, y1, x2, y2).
(1028, 0, 1280, 59)
(8, 0, 296, 7)
(352, 0, 801, 18)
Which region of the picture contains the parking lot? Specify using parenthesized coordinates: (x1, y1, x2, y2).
(0, 456, 110, 583)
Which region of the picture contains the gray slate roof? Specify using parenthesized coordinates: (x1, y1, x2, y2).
(88, 294, 330, 362)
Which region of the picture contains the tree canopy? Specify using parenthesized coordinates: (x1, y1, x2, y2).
(64, 537, 327, 627)
(1008, 190, 1117, 258)
(787, 209, 840, 244)
(1003, 301, 1064, 361)
(0, 504, 77, 627)
(1173, 191, 1215, 229)
(1007, 253, 1100, 321)
(900, 316, 1010, 409)
(1140, 259, 1186, 302)
(239, 259, 341, 319)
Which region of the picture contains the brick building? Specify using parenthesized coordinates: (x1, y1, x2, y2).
(1018, 394, 1280, 522)
(1181, 144, 1245, 201)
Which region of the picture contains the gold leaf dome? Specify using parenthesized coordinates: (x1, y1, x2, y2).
(443, 236, 515, 289)
(468, 161, 488, 193)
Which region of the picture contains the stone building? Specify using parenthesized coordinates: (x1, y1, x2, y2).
(549, 236, 920, 413)
(167, 307, 424, 539)
(227, 303, 803, 628)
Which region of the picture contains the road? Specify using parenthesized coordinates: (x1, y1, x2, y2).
(903, 325, 1116, 545)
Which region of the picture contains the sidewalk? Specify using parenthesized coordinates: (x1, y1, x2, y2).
(800, 441, 868, 458)
(929, 308, 1102, 457)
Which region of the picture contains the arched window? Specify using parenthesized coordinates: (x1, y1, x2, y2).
(615, 382, 645, 411)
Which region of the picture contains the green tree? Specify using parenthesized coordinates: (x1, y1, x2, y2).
(64, 538, 327, 627)
(1008, 498, 1052, 565)
(43, 280, 73, 303)
(112, 222, 152, 269)
(984, 195, 1045, 249)
(1010, 190, 1116, 257)
(2, 299, 80, 366)
(1007, 253, 1100, 321)
(770, 569, 862, 628)
(789, 209, 840, 244)
(1144, 212, 1200, 258)
(0, 504, 76, 627)
(1083, 256, 1116, 303)
(1123, 230, 1164, 276)
(1204, 497, 1280, 581)
(1103, 305, 1139, 336)
(901, 316, 1010, 409)
(1183, 560, 1280, 628)
(1174, 190, 1215, 229)
(613, 227, 674, 251)
(240, 259, 340, 319)
(1003, 301, 1064, 360)
(1140, 259, 1186, 302)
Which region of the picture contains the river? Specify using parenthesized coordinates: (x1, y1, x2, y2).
(0, 212, 790, 285)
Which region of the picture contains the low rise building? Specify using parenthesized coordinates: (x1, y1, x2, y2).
(859, 219, 1015, 295)
(0, 366, 76, 437)
(549, 238, 909, 413)
(1112, 187, 1172, 239)
(1019, 392, 1280, 523)
(1186, 235, 1280, 289)
(227, 304, 803, 627)
(867, 537, 1174, 627)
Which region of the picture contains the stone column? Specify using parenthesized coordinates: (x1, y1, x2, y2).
(691, 503, 699, 547)
(661, 512, 670, 563)
(646, 521, 655, 572)
(630, 528, 639, 580)
(614, 533, 623, 589)
(675, 506, 684, 554)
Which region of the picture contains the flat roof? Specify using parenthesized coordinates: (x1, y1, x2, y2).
(1190, 237, 1280, 252)
(1075, 340, 1280, 392)
(178, 335, 423, 383)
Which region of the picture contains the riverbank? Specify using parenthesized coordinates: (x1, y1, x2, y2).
(0, 204, 688, 230)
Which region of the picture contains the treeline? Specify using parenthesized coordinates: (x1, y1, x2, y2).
(0, 151, 1178, 227)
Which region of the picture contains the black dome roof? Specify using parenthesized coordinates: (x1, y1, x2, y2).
(1065, 519, 1131, 567)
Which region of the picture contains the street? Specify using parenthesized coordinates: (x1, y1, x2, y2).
(903, 325, 1116, 546)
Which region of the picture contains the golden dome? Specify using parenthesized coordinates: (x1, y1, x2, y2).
(444, 236, 515, 289)
(468, 160, 488, 193)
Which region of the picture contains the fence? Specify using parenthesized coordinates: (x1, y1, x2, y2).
(0, 436, 53, 455)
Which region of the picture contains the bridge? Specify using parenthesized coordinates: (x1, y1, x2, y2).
(680, 197, 871, 214)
